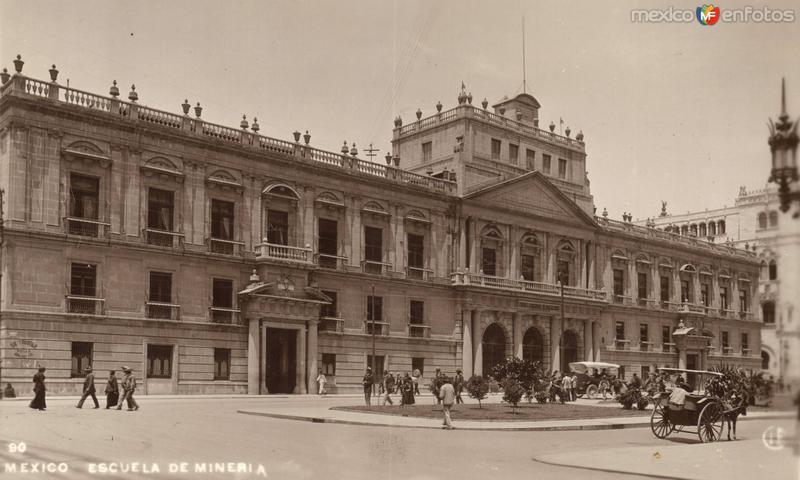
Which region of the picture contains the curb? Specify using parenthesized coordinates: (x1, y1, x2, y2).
(235, 410, 794, 432)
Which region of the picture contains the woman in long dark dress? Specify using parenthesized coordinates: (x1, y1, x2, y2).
(401, 374, 415, 406)
(29, 367, 47, 410)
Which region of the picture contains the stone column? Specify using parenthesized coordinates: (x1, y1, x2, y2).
(592, 321, 600, 361)
(307, 319, 319, 394)
(628, 258, 637, 302)
(472, 310, 482, 375)
(303, 187, 315, 250)
(550, 316, 562, 372)
(678, 348, 687, 370)
(509, 225, 518, 279)
(470, 221, 479, 273)
(711, 271, 720, 309)
(693, 272, 701, 305)
(650, 262, 659, 302)
(247, 317, 260, 395)
(462, 309, 473, 378)
(512, 313, 523, 359)
(587, 243, 596, 289)
(584, 320, 593, 361)
(296, 325, 307, 394)
(458, 218, 467, 272)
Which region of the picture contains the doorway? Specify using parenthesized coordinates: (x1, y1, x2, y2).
(686, 353, 698, 391)
(265, 328, 297, 394)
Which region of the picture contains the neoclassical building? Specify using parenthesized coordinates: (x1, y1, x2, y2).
(0, 60, 761, 396)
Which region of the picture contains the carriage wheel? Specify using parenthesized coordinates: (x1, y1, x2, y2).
(650, 403, 672, 439)
(585, 385, 598, 399)
(697, 401, 724, 443)
(598, 381, 610, 399)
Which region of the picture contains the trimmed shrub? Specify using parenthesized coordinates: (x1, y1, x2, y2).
(465, 375, 489, 408)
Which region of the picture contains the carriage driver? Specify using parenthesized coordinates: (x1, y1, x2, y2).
(667, 374, 692, 409)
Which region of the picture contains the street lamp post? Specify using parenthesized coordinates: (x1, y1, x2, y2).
(371, 284, 376, 399)
(0, 189, 4, 399)
(769, 79, 799, 214)
(558, 273, 566, 372)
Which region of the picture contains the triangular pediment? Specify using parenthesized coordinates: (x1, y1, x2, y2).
(464, 172, 597, 228)
(238, 282, 331, 304)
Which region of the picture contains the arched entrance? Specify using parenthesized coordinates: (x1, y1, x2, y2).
(482, 323, 506, 377)
(561, 330, 579, 372)
(522, 327, 544, 363)
(761, 350, 771, 370)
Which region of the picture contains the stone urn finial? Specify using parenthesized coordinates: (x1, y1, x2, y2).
(194, 102, 203, 118)
(341, 140, 349, 155)
(549, 121, 555, 132)
(249, 269, 260, 285)
(109, 80, 119, 98)
(128, 84, 138, 102)
(602, 207, 608, 218)
(499, 106, 506, 116)
(436, 101, 442, 113)
(565, 126, 571, 137)
(240, 114, 249, 130)
(385, 152, 392, 165)
(576, 130, 584, 142)
(303, 130, 310, 145)
(0, 68, 10, 85)
(393, 156, 400, 167)
(181, 99, 191, 115)
(394, 116, 402, 127)
(467, 92, 473, 104)
(416, 108, 422, 120)
(13, 54, 23, 73)
(252, 117, 260, 133)
(48, 64, 59, 82)
(481, 98, 488, 110)
(350, 143, 358, 157)
(293, 130, 301, 143)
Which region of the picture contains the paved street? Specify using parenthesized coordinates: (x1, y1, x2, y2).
(1, 396, 797, 480)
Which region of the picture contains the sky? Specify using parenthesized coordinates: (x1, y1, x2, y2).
(1, 0, 798, 219)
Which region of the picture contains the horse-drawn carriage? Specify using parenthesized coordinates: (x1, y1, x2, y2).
(650, 367, 744, 443)
(568, 361, 620, 399)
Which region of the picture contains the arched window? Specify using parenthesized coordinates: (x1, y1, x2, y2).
(522, 328, 544, 363)
(689, 224, 698, 237)
(482, 323, 506, 376)
(769, 260, 777, 281)
(709, 222, 716, 236)
(556, 240, 576, 286)
(699, 223, 707, 237)
(769, 211, 778, 227)
(761, 350, 770, 370)
(763, 301, 775, 324)
(681, 225, 689, 236)
(758, 212, 768, 229)
(718, 220, 726, 234)
(561, 330, 579, 371)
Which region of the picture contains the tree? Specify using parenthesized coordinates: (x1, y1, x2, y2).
(465, 375, 489, 408)
(502, 379, 525, 413)
(489, 358, 544, 397)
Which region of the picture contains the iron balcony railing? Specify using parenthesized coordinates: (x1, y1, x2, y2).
(450, 272, 607, 301)
(66, 295, 105, 315)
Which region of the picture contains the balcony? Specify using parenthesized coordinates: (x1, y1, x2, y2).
(66, 295, 105, 315)
(362, 260, 393, 275)
(662, 342, 676, 353)
(210, 307, 241, 324)
(66, 217, 110, 238)
(406, 266, 434, 281)
(722, 346, 734, 356)
(316, 253, 348, 270)
(408, 323, 432, 338)
(146, 302, 181, 320)
(612, 339, 630, 351)
(639, 341, 652, 352)
(739, 311, 753, 321)
(364, 320, 389, 336)
(613, 294, 633, 305)
(320, 316, 345, 333)
(450, 272, 607, 302)
(209, 238, 244, 255)
(145, 228, 184, 248)
(255, 242, 315, 266)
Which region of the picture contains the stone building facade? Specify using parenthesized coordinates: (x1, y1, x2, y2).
(0, 62, 761, 396)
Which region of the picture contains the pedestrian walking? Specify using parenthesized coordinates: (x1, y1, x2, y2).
(432, 368, 443, 405)
(561, 373, 572, 402)
(412, 368, 421, 395)
(439, 377, 455, 429)
(453, 369, 465, 404)
(76, 366, 99, 409)
(362, 367, 374, 406)
(570, 373, 578, 401)
(381, 370, 395, 406)
(316, 368, 327, 395)
(116, 366, 139, 411)
(105, 370, 119, 409)
(29, 367, 47, 411)
(400, 373, 415, 406)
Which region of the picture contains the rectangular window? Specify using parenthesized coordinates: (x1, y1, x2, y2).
(491, 138, 501, 160)
(147, 188, 174, 231)
(556, 260, 570, 286)
(680, 280, 690, 303)
(509, 144, 519, 165)
(640, 323, 649, 351)
(525, 149, 536, 169)
(615, 321, 625, 340)
(739, 288, 749, 312)
(660, 275, 670, 306)
(322, 353, 336, 376)
(69, 174, 100, 236)
(70, 263, 97, 297)
(266, 209, 289, 245)
(558, 158, 567, 179)
(149, 272, 172, 303)
(212, 278, 234, 323)
(637, 272, 648, 300)
(542, 154, 551, 174)
(71, 342, 93, 378)
(147, 344, 173, 378)
(662, 325, 671, 347)
(521, 254, 535, 281)
(722, 331, 730, 349)
(700, 283, 709, 306)
(367, 355, 384, 376)
(211, 199, 235, 241)
(364, 226, 383, 273)
(407, 233, 425, 277)
(613, 269, 624, 301)
(421, 141, 432, 163)
(318, 218, 339, 268)
(409, 300, 424, 325)
(320, 290, 338, 318)
(482, 248, 497, 276)
(720, 287, 729, 310)
(412, 357, 425, 377)
(214, 348, 231, 380)
(367, 295, 383, 334)
(741, 333, 749, 354)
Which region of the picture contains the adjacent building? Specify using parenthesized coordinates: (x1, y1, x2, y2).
(0, 61, 761, 396)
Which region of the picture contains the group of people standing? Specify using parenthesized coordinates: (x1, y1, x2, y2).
(28, 365, 140, 411)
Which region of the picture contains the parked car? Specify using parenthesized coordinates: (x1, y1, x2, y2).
(568, 361, 620, 399)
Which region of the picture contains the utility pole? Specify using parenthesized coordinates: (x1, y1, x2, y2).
(558, 272, 566, 373)
(364, 143, 379, 161)
(371, 284, 377, 400)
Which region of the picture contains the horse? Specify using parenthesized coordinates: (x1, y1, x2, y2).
(722, 393, 749, 441)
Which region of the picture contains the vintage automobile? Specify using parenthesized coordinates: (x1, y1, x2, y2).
(650, 367, 727, 443)
(567, 361, 620, 399)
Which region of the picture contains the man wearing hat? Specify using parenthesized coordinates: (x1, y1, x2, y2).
(362, 367, 374, 406)
(116, 366, 139, 411)
(76, 365, 99, 409)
